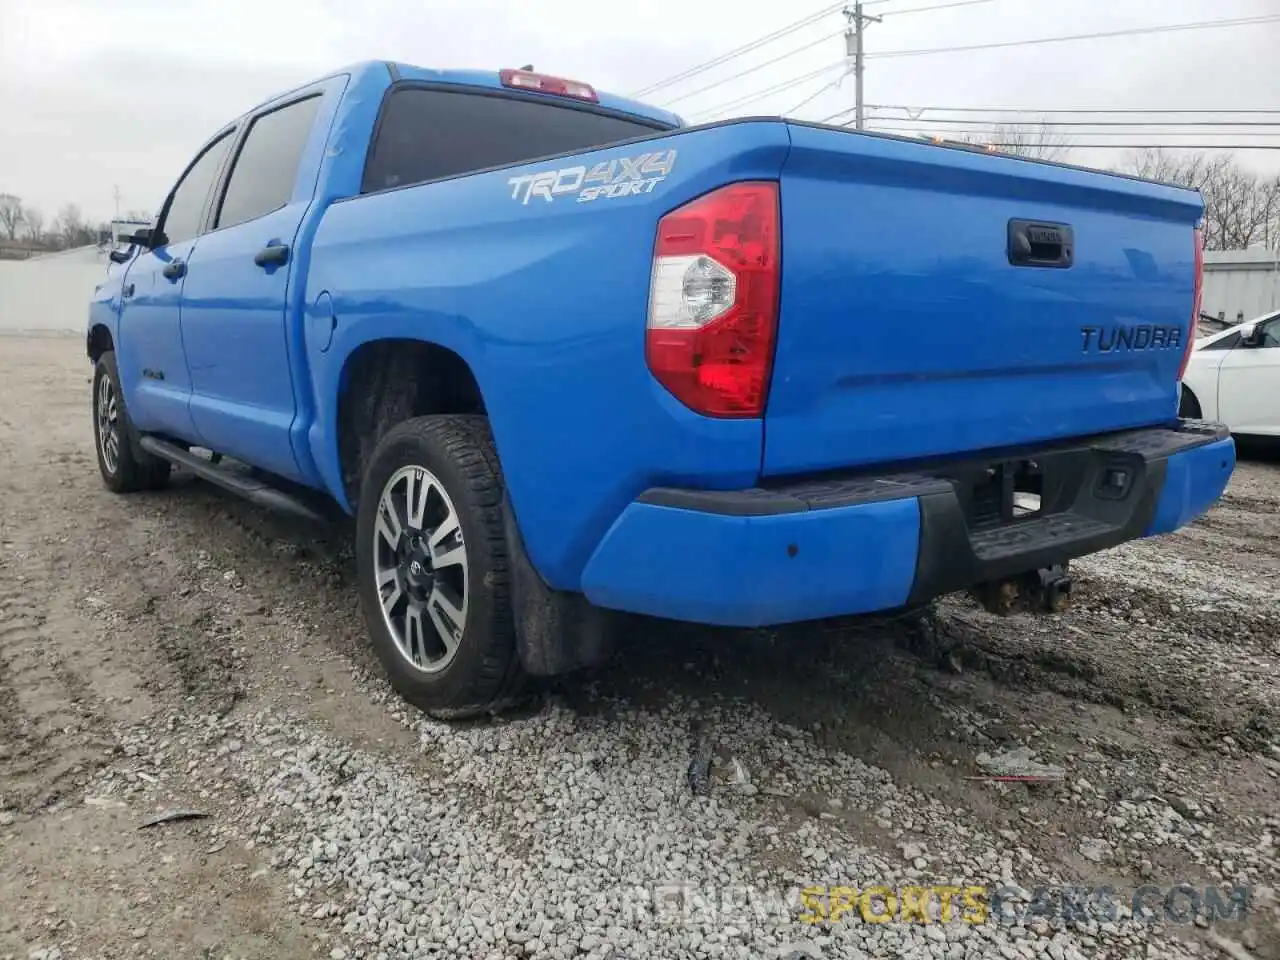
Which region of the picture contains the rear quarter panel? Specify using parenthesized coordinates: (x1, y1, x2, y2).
(306, 121, 792, 589)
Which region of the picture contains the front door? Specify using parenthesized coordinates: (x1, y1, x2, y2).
(179, 93, 325, 482)
(116, 130, 235, 439)
(1217, 315, 1280, 436)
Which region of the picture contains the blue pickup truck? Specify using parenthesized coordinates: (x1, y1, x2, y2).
(88, 60, 1235, 715)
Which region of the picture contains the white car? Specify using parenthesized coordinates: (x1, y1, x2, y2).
(1181, 308, 1280, 437)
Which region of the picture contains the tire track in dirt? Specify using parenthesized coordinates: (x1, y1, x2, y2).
(0, 565, 113, 812)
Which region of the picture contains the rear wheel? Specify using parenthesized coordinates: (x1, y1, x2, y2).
(92, 352, 171, 493)
(355, 415, 523, 717)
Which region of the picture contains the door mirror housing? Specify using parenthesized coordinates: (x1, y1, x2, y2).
(1240, 323, 1262, 347)
(107, 227, 165, 264)
(124, 227, 161, 249)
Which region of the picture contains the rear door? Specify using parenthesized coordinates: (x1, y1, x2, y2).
(1217, 314, 1280, 435)
(117, 129, 234, 438)
(179, 83, 331, 481)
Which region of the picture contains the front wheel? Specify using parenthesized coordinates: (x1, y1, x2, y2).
(354, 415, 523, 717)
(92, 351, 171, 493)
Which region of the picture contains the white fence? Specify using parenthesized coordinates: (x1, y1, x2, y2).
(0, 251, 108, 334)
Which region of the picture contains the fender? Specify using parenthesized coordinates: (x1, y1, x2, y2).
(86, 258, 134, 362)
(308, 315, 488, 512)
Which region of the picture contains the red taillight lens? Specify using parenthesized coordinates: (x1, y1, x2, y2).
(645, 182, 780, 418)
(499, 68, 598, 102)
(1179, 225, 1204, 383)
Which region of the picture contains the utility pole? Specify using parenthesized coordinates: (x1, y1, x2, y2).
(844, 3, 881, 130)
(112, 185, 121, 221)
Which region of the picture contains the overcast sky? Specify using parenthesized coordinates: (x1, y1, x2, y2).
(2, 0, 1278, 224)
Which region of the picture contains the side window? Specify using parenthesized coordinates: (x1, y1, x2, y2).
(1201, 332, 1241, 351)
(1258, 319, 1280, 348)
(160, 132, 234, 247)
(215, 95, 322, 230)
(362, 88, 665, 194)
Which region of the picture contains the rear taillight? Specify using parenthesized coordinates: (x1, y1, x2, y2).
(1179, 225, 1204, 383)
(499, 68, 598, 102)
(645, 182, 780, 418)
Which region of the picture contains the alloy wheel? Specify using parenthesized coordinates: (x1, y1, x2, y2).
(372, 465, 469, 673)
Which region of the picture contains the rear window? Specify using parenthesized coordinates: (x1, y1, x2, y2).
(362, 87, 666, 194)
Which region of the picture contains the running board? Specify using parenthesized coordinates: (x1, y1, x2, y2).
(138, 436, 329, 523)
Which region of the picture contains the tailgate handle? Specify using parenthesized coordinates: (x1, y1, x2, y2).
(1008, 220, 1073, 268)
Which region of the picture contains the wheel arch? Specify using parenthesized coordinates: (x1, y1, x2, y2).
(333, 337, 486, 508)
(1179, 382, 1204, 419)
(87, 322, 114, 363)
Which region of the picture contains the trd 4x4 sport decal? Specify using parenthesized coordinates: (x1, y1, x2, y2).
(507, 150, 677, 205)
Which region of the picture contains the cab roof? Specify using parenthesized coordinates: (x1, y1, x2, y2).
(285, 60, 682, 130)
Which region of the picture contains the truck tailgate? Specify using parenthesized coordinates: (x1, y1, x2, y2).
(763, 123, 1204, 477)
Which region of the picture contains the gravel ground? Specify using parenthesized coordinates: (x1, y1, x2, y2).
(0, 333, 1277, 960)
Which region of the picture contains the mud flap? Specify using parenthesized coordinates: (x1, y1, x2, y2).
(502, 494, 614, 676)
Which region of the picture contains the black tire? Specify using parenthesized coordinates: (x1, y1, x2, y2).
(355, 415, 523, 717)
(1179, 385, 1202, 419)
(92, 352, 171, 493)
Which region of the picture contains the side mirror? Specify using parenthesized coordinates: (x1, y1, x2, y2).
(107, 227, 164, 265)
(124, 228, 160, 248)
(1240, 324, 1262, 347)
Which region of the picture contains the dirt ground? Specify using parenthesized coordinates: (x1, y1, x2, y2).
(0, 333, 1277, 960)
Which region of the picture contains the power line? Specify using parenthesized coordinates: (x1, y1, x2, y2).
(865, 14, 1280, 60)
(854, 125, 1280, 149)
(879, 0, 993, 16)
(818, 105, 860, 124)
(629, 2, 849, 98)
(663, 0, 993, 117)
(969, 144, 1280, 150)
(632, 0, 978, 102)
(871, 128, 1280, 138)
(866, 116, 1280, 128)
(781, 76, 849, 117)
(690, 61, 849, 120)
(865, 103, 1280, 116)
(656, 30, 844, 108)
(684, 10, 1280, 124)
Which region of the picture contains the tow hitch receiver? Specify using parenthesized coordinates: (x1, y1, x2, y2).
(972, 564, 1072, 616)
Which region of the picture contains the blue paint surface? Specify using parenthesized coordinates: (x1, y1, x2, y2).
(87, 60, 1235, 627)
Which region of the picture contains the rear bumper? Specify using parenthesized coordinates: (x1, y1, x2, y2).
(578, 421, 1235, 627)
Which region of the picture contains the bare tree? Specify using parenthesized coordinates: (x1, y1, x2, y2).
(986, 122, 1073, 162)
(53, 203, 97, 250)
(23, 207, 45, 245)
(0, 193, 24, 241)
(919, 121, 1073, 162)
(1257, 174, 1280, 249)
(1119, 150, 1278, 251)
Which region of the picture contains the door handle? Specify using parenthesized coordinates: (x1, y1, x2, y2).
(123, 282, 135, 299)
(1007, 220, 1073, 269)
(254, 244, 290, 268)
(162, 260, 186, 280)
